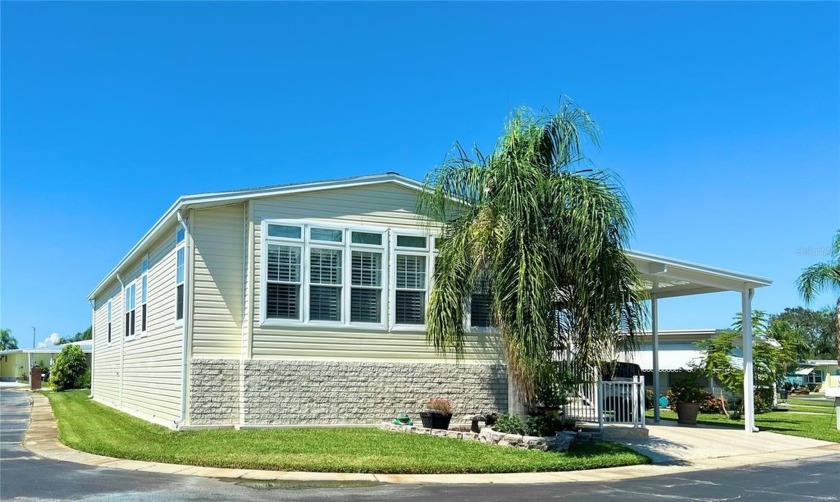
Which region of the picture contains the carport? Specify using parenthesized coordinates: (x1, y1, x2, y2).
(628, 251, 772, 433)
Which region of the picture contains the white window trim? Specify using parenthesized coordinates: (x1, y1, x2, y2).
(174, 230, 186, 327)
(140, 256, 149, 337)
(260, 220, 391, 330)
(124, 281, 137, 341)
(389, 228, 436, 332)
(106, 300, 113, 346)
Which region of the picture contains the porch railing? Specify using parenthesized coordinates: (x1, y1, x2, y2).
(564, 375, 646, 429)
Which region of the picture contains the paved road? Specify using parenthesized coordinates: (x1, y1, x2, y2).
(2, 389, 838, 501)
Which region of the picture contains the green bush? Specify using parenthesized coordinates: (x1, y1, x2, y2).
(668, 371, 706, 405)
(493, 414, 525, 435)
(50, 345, 88, 391)
(699, 392, 727, 414)
(74, 367, 92, 389)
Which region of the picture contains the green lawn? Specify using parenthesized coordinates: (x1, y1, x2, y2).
(45, 391, 649, 474)
(646, 408, 840, 443)
(785, 397, 835, 408)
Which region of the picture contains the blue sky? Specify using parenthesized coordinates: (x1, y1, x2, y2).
(2, 2, 838, 348)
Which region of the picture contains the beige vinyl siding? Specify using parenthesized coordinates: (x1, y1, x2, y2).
(92, 282, 121, 407)
(92, 227, 184, 425)
(250, 182, 502, 362)
(191, 204, 245, 357)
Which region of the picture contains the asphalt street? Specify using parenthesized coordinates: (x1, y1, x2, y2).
(2, 389, 838, 501)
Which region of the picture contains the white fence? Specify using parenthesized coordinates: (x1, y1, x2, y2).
(563, 376, 646, 429)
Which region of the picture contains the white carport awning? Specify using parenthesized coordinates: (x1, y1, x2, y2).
(629, 250, 772, 298)
(795, 367, 815, 376)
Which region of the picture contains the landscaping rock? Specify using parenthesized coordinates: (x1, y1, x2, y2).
(380, 423, 572, 452)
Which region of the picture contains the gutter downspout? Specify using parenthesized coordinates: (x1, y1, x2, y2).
(88, 299, 95, 399)
(175, 210, 190, 429)
(116, 273, 125, 408)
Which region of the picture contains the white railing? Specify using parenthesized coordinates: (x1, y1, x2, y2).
(564, 375, 646, 429)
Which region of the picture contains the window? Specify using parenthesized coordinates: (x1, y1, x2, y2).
(262, 222, 387, 326)
(124, 282, 136, 337)
(808, 369, 824, 384)
(309, 247, 342, 321)
(107, 300, 112, 344)
(469, 291, 492, 328)
(393, 234, 429, 326)
(140, 258, 148, 333)
(175, 228, 185, 322)
(265, 224, 304, 321)
(350, 231, 385, 324)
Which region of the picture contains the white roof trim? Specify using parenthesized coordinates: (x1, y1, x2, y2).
(88, 174, 773, 301)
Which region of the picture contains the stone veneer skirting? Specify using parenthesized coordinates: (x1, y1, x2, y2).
(189, 358, 508, 426)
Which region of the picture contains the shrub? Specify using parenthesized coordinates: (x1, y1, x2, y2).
(493, 413, 526, 435)
(754, 387, 774, 413)
(645, 389, 654, 410)
(699, 392, 727, 414)
(806, 383, 820, 392)
(50, 345, 88, 391)
(424, 398, 453, 415)
(524, 414, 561, 436)
(668, 371, 706, 405)
(74, 367, 92, 389)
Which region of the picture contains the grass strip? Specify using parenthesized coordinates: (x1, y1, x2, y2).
(45, 391, 650, 474)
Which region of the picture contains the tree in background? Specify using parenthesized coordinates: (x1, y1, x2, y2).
(420, 101, 646, 405)
(50, 344, 88, 391)
(698, 311, 795, 414)
(797, 229, 840, 364)
(0, 328, 19, 351)
(58, 327, 92, 346)
(770, 307, 836, 361)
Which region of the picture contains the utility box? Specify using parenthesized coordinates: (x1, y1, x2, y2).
(30, 367, 42, 391)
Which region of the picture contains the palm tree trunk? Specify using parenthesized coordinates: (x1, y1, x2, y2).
(835, 297, 840, 365)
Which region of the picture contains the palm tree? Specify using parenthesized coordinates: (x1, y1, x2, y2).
(796, 229, 840, 364)
(0, 328, 19, 351)
(419, 101, 646, 405)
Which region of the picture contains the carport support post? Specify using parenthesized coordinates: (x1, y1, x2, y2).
(652, 292, 660, 423)
(742, 288, 757, 432)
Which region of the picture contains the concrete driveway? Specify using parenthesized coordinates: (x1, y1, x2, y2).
(614, 420, 835, 464)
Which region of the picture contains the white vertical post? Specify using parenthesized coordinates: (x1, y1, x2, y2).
(597, 374, 604, 429)
(639, 376, 646, 428)
(742, 288, 756, 432)
(652, 292, 660, 423)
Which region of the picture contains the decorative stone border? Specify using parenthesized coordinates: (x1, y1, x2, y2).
(379, 423, 575, 452)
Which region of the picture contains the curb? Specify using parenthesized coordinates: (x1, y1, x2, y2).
(23, 392, 840, 485)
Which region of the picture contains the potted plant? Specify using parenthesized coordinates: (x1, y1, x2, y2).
(419, 398, 453, 429)
(669, 371, 705, 425)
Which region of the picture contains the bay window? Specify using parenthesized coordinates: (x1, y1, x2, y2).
(260, 221, 470, 332)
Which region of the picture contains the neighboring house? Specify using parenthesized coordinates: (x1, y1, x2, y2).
(789, 359, 840, 393)
(623, 329, 715, 389)
(0, 340, 93, 382)
(620, 329, 735, 399)
(87, 173, 771, 429)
